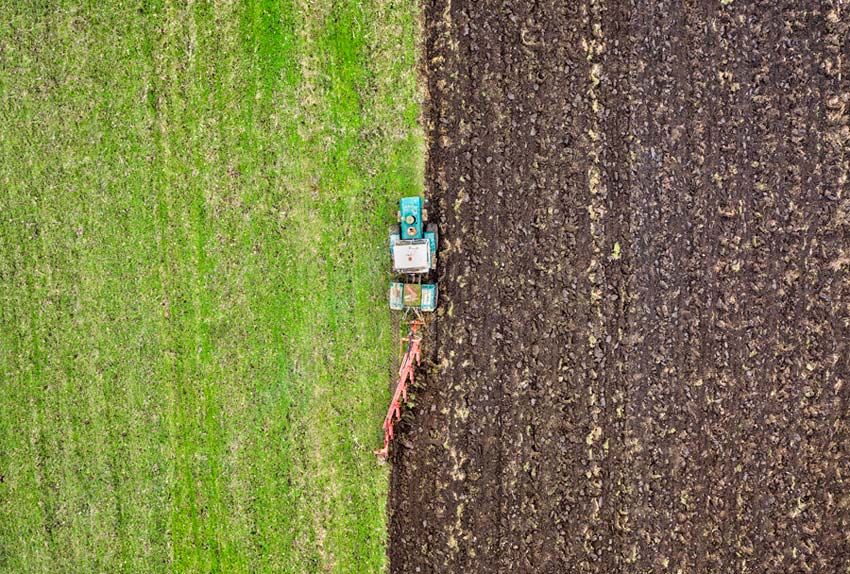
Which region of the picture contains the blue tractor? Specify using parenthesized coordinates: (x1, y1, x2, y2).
(388, 196, 438, 312)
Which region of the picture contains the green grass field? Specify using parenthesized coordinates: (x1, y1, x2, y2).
(0, 1, 422, 572)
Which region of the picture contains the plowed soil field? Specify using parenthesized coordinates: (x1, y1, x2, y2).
(389, 1, 850, 572)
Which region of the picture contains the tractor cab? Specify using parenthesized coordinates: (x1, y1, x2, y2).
(388, 196, 438, 312)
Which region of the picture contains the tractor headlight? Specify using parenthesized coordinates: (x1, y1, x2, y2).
(406, 226, 417, 236)
(405, 215, 416, 224)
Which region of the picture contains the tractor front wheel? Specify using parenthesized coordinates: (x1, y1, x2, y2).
(389, 224, 400, 251)
(426, 223, 438, 250)
(426, 223, 439, 270)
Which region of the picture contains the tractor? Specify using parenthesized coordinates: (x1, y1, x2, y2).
(375, 196, 437, 458)
(388, 196, 438, 312)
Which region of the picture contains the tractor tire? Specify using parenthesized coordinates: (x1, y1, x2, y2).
(389, 224, 400, 254)
(426, 223, 439, 250)
(426, 223, 439, 271)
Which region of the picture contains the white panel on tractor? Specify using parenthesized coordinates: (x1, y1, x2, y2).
(392, 240, 431, 273)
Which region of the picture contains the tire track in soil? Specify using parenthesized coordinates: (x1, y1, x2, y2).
(389, 1, 850, 572)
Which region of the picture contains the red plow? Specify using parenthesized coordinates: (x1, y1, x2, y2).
(374, 319, 423, 458)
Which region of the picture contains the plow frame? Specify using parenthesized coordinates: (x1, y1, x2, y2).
(374, 319, 423, 458)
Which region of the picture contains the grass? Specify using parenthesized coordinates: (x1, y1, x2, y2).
(0, 1, 423, 572)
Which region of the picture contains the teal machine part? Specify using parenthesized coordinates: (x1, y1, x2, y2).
(399, 196, 424, 239)
(388, 282, 437, 312)
(420, 284, 438, 312)
(389, 196, 438, 311)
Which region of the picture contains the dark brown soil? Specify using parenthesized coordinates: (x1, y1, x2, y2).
(389, 1, 850, 572)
